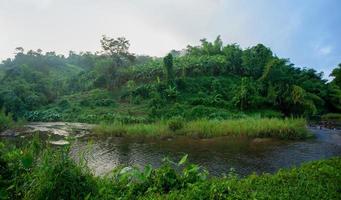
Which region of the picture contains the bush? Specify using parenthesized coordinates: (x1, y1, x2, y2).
(24, 149, 97, 200)
(94, 99, 115, 107)
(0, 143, 14, 199)
(185, 105, 222, 120)
(0, 110, 14, 132)
(25, 110, 62, 122)
(168, 116, 184, 132)
(57, 99, 71, 110)
(0, 140, 97, 200)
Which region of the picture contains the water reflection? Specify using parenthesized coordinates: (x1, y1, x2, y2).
(70, 128, 341, 176)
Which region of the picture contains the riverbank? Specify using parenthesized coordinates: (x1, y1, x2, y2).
(0, 141, 340, 200)
(152, 157, 341, 200)
(93, 118, 311, 139)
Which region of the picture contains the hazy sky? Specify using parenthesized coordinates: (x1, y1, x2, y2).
(1, 0, 340, 77)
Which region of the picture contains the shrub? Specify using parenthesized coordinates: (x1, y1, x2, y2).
(0, 142, 14, 199)
(79, 99, 91, 107)
(168, 116, 184, 132)
(23, 148, 97, 200)
(25, 110, 62, 122)
(132, 85, 151, 99)
(94, 99, 115, 107)
(58, 99, 71, 110)
(185, 105, 224, 120)
(0, 110, 14, 132)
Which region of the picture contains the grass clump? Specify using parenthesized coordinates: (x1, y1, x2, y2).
(321, 113, 341, 122)
(94, 118, 311, 139)
(168, 116, 185, 132)
(183, 118, 310, 139)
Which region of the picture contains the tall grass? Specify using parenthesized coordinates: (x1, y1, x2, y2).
(93, 118, 311, 139)
(94, 121, 171, 137)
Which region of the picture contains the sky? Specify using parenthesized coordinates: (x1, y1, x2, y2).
(0, 0, 340, 78)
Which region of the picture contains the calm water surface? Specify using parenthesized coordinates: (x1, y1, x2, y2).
(70, 127, 341, 176)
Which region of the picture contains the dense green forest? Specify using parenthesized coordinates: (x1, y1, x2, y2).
(0, 36, 340, 123)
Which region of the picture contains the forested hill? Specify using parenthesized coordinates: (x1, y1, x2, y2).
(1, 36, 340, 122)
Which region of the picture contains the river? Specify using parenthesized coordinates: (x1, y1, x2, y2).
(1, 122, 341, 177)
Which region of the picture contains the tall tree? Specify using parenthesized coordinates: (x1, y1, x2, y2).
(163, 53, 174, 84)
(100, 35, 135, 90)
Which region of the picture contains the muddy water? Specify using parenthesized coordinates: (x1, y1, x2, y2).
(1, 122, 341, 177)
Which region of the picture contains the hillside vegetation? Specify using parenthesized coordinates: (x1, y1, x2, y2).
(0, 36, 340, 124)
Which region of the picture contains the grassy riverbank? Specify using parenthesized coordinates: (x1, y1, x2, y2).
(93, 117, 311, 139)
(152, 157, 341, 200)
(0, 141, 340, 200)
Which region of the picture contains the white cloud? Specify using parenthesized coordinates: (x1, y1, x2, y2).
(318, 46, 332, 55)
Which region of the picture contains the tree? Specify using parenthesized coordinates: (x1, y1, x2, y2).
(15, 47, 24, 55)
(186, 36, 223, 56)
(222, 44, 243, 74)
(99, 35, 135, 90)
(326, 84, 341, 112)
(330, 63, 341, 88)
(232, 77, 261, 111)
(163, 53, 174, 84)
(242, 44, 273, 78)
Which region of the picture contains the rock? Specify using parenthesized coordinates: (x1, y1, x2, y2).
(49, 140, 70, 145)
(0, 129, 20, 137)
(252, 138, 273, 144)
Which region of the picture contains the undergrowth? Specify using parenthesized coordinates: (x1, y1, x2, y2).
(0, 139, 339, 200)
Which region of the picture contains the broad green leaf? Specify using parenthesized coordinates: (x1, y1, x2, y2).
(178, 154, 188, 166)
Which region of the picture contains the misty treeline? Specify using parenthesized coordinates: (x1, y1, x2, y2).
(0, 35, 340, 121)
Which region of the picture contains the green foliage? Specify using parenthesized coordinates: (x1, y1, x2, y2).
(326, 84, 341, 112)
(23, 149, 97, 200)
(94, 118, 310, 140)
(321, 113, 341, 122)
(0, 140, 97, 200)
(330, 63, 341, 88)
(0, 110, 14, 132)
(155, 157, 341, 200)
(1, 36, 340, 122)
(1, 141, 340, 200)
(232, 77, 263, 111)
(163, 53, 175, 84)
(168, 116, 185, 132)
(0, 51, 85, 118)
